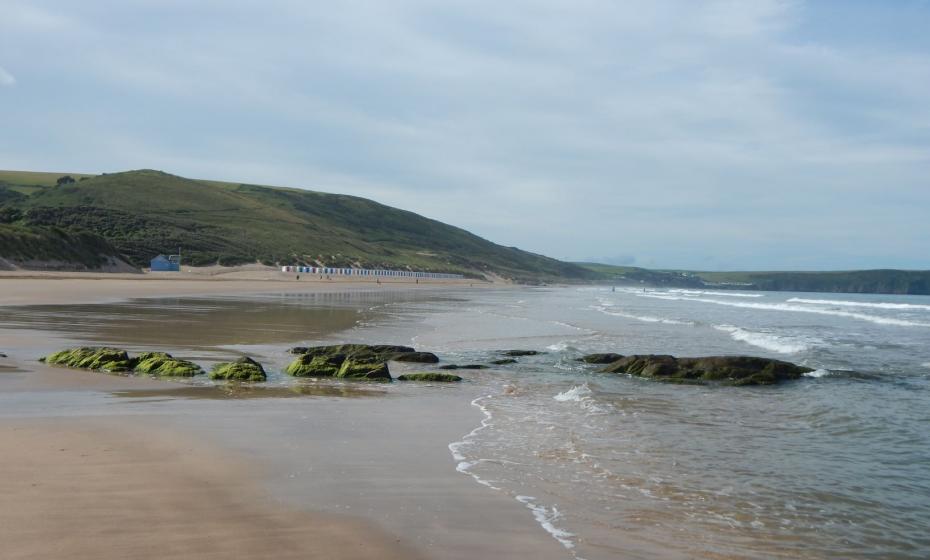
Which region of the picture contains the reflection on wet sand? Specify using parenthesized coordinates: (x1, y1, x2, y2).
(110, 381, 388, 400)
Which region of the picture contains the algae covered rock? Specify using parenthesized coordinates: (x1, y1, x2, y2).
(390, 351, 440, 364)
(285, 353, 345, 377)
(285, 343, 433, 380)
(335, 358, 391, 381)
(502, 350, 543, 357)
(579, 353, 624, 364)
(439, 364, 489, 370)
(210, 357, 267, 382)
(601, 354, 812, 386)
(291, 344, 415, 361)
(134, 352, 204, 377)
(490, 358, 517, 365)
(41, 347, 137, 372)
(396, 372, 463, 382)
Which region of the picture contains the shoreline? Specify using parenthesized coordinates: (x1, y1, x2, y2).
(0, 279, 571, 560)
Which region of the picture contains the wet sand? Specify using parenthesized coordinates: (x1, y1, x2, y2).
(0, 417, 424, 560)
(0, 282, 570, 560)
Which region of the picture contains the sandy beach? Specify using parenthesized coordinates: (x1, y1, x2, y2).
(0, 273, 567, 560)
(0, 417, 424, 560)
(0, 268, 483, 306)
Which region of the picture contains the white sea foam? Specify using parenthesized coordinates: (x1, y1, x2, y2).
(553, 383, 608, 414)
(641, 294, 930, 327)
(515, 495, 578, 552)
(714, 325, 811, 354)
(554, 384, 594, 402)
(787, 298, 930, 311)
(804, 369, 832, 378)
(450, 396, 585, 558)
(669, 289, 763, 298)
(547, 341, 579, 352)
(448, 395, 501, 491)
(591, 302, 693, 326)
(922, 362, 930, 369)
(549, 320, 596, 334)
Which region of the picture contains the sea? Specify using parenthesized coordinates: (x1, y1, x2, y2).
(2, 285, 928, 559)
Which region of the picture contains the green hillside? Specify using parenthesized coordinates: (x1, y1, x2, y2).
(576, 263, 930, 295)
(0, 223, 124, 270)
(0, 169, 596, 281)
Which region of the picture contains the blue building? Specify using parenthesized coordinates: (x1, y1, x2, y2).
(150, 254, 180, 272)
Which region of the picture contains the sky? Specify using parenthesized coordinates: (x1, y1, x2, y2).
(1, 0, 928, 270)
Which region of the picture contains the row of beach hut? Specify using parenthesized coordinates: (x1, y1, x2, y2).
(280, 266, 462, 280)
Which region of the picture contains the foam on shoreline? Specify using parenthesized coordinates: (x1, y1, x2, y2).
(449, 393, 585, 557)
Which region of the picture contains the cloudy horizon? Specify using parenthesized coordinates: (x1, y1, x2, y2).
(1, 0, 928, 271)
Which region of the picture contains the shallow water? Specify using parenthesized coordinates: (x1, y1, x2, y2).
(2, 286, 929, 559)
(406, 287, 930, 560)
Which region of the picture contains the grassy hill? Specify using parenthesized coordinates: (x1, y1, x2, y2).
(576, 263, 930, 295)
(0, 169, 596, 281)
(0, 223, 126, 270)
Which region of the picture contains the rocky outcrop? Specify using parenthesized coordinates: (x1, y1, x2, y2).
(501, 350, 543, 357)
(598, 354, 812, 385)
(134, 352, 204, 377)
(579, 353, 624, 364)
(210, 357, 267, 382)
(285, 353, 345, 377)
(391, 351, 440, 363)
(490, 358, 517, 365)
(284, 344, 440, 381)
(396, 373, 463, 382)
(289, 344, 415, 360)
(39, 347, 205, 377)
(335, 358, 391, 381)
(40, 347, 137, 373)
(439, 364, 489, 370)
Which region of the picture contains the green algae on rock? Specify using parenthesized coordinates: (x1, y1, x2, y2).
(439, 364, 489, 370)
(490, 358, 518, 365)
(210, 357, 267, 382)
(598, 354, 812, 386)
(284, 354, 345, 377)
(396, 372, 463, 382)
(390, 351, 440, 363)
(502, 350, 543, 357)
(40, 347, 137, 373)
(335, 358, 391, 381)
(290, 344, 414, 360)
(284, 344, 442, 381)
(134, 352, 204, 377)
(579, 353, 625, 364)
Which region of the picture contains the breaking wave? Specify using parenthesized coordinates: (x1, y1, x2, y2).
(553, 383, 608, 414)
(787, 298, 930, 311)
(669, 289, 763, 298)
(714, 325, 812, 354)
(641, 294, 930, 327)
(592, 300, 693, 326)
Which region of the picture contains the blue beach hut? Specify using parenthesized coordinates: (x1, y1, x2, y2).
(150, 255, 180, 272)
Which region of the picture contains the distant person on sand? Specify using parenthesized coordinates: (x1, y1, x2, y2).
(296, 274, 300, 280)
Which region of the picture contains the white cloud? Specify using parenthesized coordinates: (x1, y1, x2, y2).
(0, 0, 927, 269)
(0, 67, 14, 86)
